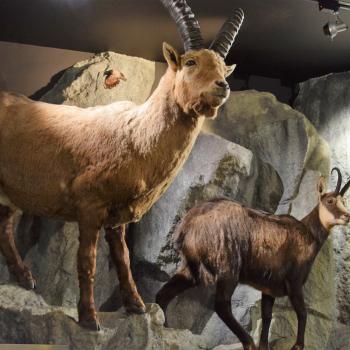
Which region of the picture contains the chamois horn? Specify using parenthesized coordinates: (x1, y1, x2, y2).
(340, 177, 350, 196)
(332, 167, 343, 194)
(160, 0, 204, 51)
(209, 8, 244, 59)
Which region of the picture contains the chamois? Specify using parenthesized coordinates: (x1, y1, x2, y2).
(156, 168, 350, 350)
(0, 0, 244, 330)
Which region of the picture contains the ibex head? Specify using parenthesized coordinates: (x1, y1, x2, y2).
(317, 168, 350, 230)
(161, 0, 244, 119)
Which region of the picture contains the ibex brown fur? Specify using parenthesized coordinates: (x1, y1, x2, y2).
(0, 0, 244, 330)
(156, 170, 350, 350)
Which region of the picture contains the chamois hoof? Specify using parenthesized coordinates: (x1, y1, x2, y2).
(79, 318, 101, 331)
(290, 345, 304, 350)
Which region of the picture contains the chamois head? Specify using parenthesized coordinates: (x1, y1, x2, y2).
(161, 0, 244, 118)
(317, 168, 350, 230)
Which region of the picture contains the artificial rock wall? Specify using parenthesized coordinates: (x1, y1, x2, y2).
(295, 72, 350, 349)
(0, 51, 337, 349)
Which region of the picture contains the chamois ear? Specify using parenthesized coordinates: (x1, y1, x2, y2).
(225, 64, 236, 77)
(317, 176, 327, 196)
(163, 42, 180, 71)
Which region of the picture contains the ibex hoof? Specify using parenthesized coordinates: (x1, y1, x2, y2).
(17, 272, 36, 290)
(79, 317, 101, 331)
(124, 293, 146, 314)
(125, 302, 146, 315)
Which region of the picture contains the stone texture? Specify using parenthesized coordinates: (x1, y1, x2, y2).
(326, 323, 350, 350)
(0, 285, 208, 350)
(203, 90, 330, 214)
(203, 91, 333, 349)
(294, 72, 350, 325)
(41, 51, 166, 106)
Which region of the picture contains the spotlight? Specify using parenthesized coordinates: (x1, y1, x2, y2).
(306, 0, 350, 39)
(323, 14, 349, 38)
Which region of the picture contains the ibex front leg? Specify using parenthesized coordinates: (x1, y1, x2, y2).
(105, 225, 145, 314)
(77, 216, 101, 330)
(0, 205, 35, 289)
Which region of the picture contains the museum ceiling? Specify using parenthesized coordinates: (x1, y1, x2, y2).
(1, 0, 350, 82)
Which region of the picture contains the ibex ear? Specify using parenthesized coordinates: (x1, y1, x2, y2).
(317, 177, 327, 196)
(225, 64, 236, 77)
(163, 42, 180, 71)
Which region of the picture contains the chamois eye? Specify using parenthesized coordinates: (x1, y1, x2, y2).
(327, 198, 336, 205)
(185, 59, 196, 67)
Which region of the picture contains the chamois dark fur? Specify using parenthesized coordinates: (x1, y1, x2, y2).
(156, 170, 350, 350)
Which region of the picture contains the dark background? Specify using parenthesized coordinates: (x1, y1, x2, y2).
(1, 0, 350, 100)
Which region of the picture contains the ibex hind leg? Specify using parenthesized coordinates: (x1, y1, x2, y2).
(0, 205, 36, 289)
(215, 277, 257, 350)
(104, 225, 145, 315)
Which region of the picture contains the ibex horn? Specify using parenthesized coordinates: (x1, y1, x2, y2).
(332, 167, 343, 194)
(160, 0, 204, 51)
(209, 8, 244, 59)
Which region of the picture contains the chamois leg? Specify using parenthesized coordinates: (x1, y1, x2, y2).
(0, 205, 35, 290)
(77, 219, 100, 331)
(105, 225, 145, 314)
(259, 293, 275, 350)
(288, 286, 307, 350)
(215, 278, 256, 350)
(156, 265, 197, 314)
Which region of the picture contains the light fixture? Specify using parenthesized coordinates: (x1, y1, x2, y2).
(323, 13, 349, 39)
(306, 0, 350, 39)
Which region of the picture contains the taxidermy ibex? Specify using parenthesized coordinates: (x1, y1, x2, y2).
(156, 168, 350, 350)
(0, 0, 244, 330)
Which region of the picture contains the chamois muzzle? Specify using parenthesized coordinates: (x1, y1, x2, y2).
(209, 8, 245, 59)
(160, 0, 204, 51)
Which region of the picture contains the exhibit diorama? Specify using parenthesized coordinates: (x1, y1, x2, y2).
(1, 0, 350, 349)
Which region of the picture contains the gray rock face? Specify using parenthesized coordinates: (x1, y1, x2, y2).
(294, 72, 350, 325)
(203, 91, 333, 349)
(41, 51, 166, 106)
(326, 323, 350, 350)
(0, 284, 208, 350)
(203, 90, 330, 214)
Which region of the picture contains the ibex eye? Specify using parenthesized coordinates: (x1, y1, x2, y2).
(327, 198, 335, 205)
(185, 59, 196, 67)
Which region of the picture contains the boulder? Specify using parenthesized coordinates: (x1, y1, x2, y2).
(203, 90, 330, 214)
(203, 91, 333, 349)
(0, 284, 208, 350)
(41, 51, 166, 106)
(294, 72, 350, 325)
